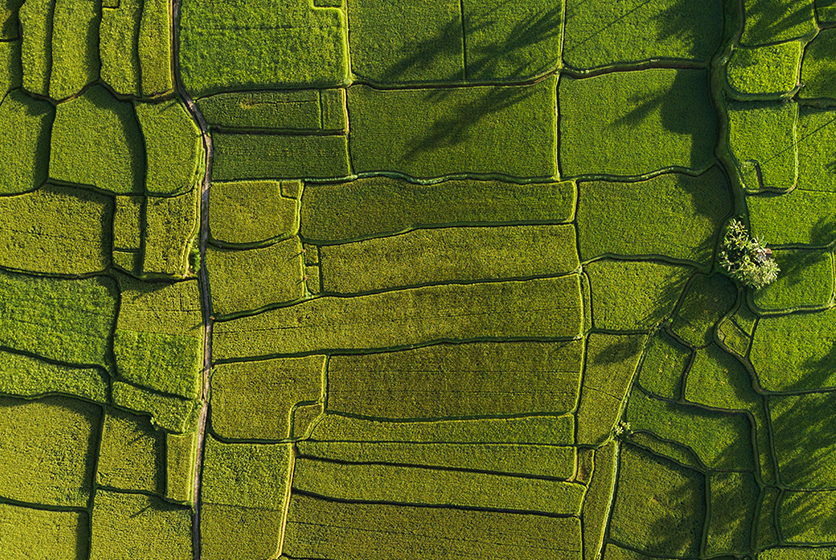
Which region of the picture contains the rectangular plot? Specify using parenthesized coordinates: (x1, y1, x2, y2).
(111, 381, 198, 433)
(166, 431, 197, 505)
(0, 349, 107, 403)
(209, 180, 299, 246)
(0, 504, 87, 560)
(212, 132, 349, 180)
(348, 77, 557, 179)
(705, 471, 758, 556)
(327, 340, 583, 420)
(780, 489, 836, 542)
(97, 407, 165, 495)
(138, 0, 171, 96)
(0, 39, 23, 94)
(293, 458, 585, 515)
(143, 188, 199, 278)
(582, 442, 617, 560)
(320, 224, 579, 294)
(0, 89, 53, 195)
(752, 248, 833, 312)
(748, 189, 836, 246)
(740, 0, 817, 46)
(797, 107, 836, 192)
(19, 0, 53, 96)
(297, 440, 575, 479)
(726, 42, 803, 97)
(213, 275, 583, 359)
(770, 391, 836, 488)
(50, 0, 100, 100)
(99, 0, 142, 96)
(302, 177, 576, 243)
(201, 503, 283, 560)
(283, 493, 582, 560)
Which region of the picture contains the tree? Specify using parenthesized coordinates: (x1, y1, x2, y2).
(718, 219, 779, 289)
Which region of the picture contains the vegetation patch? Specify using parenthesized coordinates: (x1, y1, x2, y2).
(210, 355, 324, 441)
(796, 106, 836, 191)
(0, 504, 87, 560)
(200, 503, 284, 560)
(347, 77, 557, 179)
(726, 42, 803, 97)
(0, 349, 107, 403)
(0, 39, 22, 95)
(562, 0, 722, 70)
(301, 177, 576, 243)
(327, 341, 583, 420)
(319, 224, 579, 294)
(705, 471, 758, 556)
(18, 0, 52, 96)
(209, 180, 299, 246)
(770, 391, 836, 488)
(205, 238, 305, 317)
(800, 28, 836, 100)
(559, 69, 716, 177)
(0, 89, 53, 195)
(585, 260, 692, 331)
(114, 330, 202, 399)
(752, 248, 833, 312)
(780, 489, 836, 543)
(0, 395, 100, 507)
(748, 189, 836, 246)
(740, 0, 817, 46)
(581, 442, 617, 560)
(755, 486, 781, 550)
(137, 0, 172, 96)
(99, 0, 142, 96)
(671, 273, 738, 348)
(636, 330, 690, 400)
(111, 381, 198, 433)
(97, 407, 165, 495)
(49, 0, 99, 100)
(142, 189, 199, 277)
(577, 168, 731, 268)
(166, 431, 197, 505)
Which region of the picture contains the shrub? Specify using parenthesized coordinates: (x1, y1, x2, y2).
(719, 219, 779, 289)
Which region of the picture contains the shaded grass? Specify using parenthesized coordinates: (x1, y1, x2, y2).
(670, 273, 738, 348)
(796, 106, 836, 192)
(0, 39, 23, 95)
(740, 0, 817, 46)
(752, 248, 833, 312)
(96, 407, 165, 495)
(637, 330, 690, 400)
(111, 380, 198, 433)
(780, 489, 836, 542)
(0, 348, 108, 403)
(770, 391, 836, 488)
(209, 180, 299, 246)
(755, 486, 781, 550)
(748, 188, 836, 246)
(726, 101, 798, 190)
(705, 471, 758, 556)
(0, 89, 53, 195)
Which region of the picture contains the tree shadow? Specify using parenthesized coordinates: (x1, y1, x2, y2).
(374, 18, 465, 85)
(741, 0, 817, 45)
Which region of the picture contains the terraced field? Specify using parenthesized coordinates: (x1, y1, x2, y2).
(1, 0, 835, 558)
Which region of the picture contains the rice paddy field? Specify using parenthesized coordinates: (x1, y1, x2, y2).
(0, 0, 835, 558)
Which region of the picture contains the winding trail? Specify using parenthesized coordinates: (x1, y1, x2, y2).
(169, 1, 214, 557)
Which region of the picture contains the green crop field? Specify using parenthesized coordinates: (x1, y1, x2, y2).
(2, 0, 836, 558)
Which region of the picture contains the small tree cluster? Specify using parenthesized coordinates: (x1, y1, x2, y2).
(718, 219, 779, 289)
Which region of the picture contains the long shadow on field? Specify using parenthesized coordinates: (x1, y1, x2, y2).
(740, 0, 816, 45)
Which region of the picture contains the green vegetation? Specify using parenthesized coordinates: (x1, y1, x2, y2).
(760, 547, 836, 560)
(577, 168, 731, 268)
(624, 431, 704, 471)
(636, 330, 690, 400)
(138, 0, 171, 96)
(671, 274, 738, 347)
(134, 99, 204, 196)
(292, 458, 585, 515)
(726, 42, 803, 97)
(563, 0, 722, 69)
(0, 89, 53, 195)
(116, 275, 202, 335)
(0, 395, 100, 507)
(90, 490, 192, 560)
(50, 85, 145, 194)
(755, 487, 781, 550)
(818, 0, 836, 22)
(301, 177, 576, 243)
(0, 39, 23, 94)
(347, 77, 557, 178)
(752, 249, 832, 311)
(797, 106, 836, 191)
(748, 188, 836, 246)
(143, 189, 199, 277)
(0, 270, 116, 367)
(297, 440, 576, 479)
(113, 195, 143, 274)
(327, 341, 583, 420)
(210, 355, 324, 441)
(719, 218, 780, 289)
(0, 504, 86, 560)
(1, 0, 24, 39)
(97, 407, 165, 495)
(114, 330, 202, 398)
(178, 0, 348, 97)
(209, 180, 299, 246)
(585, 260, 692, 331)
(751, 309, 836, 391)
(705, 471, 758, 556)
(0, 184, 112, 275)
(18, 0, 52, 96)
(201, 504, 284, 560)
(212, 132, 349, 180)
(0, 349, 107, 402)
(111, 381, 198, 433)
(771, 391, 836, 488)
(740, 0, 817, 46)
(726, 101, 798, 191)
(197, 88, 346, 132)
(213, 276, 583, 359)
(308, 413, 575, 445)
(283, 493, 582, 559)
(780, 490, 836, 542)
(320, 224, 580, 294)
(581, 443, 617, 560)
(607, 444, 705, 557)
(49, 0, 99, 100)
(99, 0, 142, 96)
(576, 334, 646, 446)
(165, 431, 197, 504)
(205, 238, 305, 317)
(560, 69, 717, 177)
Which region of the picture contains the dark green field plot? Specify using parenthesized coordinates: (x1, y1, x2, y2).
(206, 237, 304, 317)
(0, 270, 116, 367)
(725, 101, 798, 191)
(348, 77, 557, 179)
(0, 504, 87, 560)
(209, 180, 299, 246)
(111, 380, 198, 433)
(197, 88, 346, 133)
(327, 340, 583, 420)
(19, 0, 52, 96)
(563, 0, 722, 69)
(212, 132, 349, 181)
(319, 224, 579, 294)
(292, 458, 585, 515)
(585, 260, 692, 331)
(740, 0, 817, 46)
(771, 391, 836, 488)
(0, 89, 52, 195)
(0, 349, 108, 403)
(179, 0, 348, 97)
(726, 42, 803, 98)
(748, 188, 836, 246)
(796, 106, 836, 192)
(213, 275, 583, 359)
(97, 407, 165, 495)
(761, 547, 836, 560)
(559, 69, 717, 177)
(801, 29, 836, 101)
(283, 493, 582, 560)
(608, 444, 705, 557)
(49, 85, 145, 195)
(636, 330, 691, 400)
(297, 440, 576, 479)
(705, 471, 758, 556)
(0, 184, 112, 275)
(0, 395, 100, 507)
(751, 309, 836, 391)
(577, 168, 731, 268)
(0, 39, 22, 95)
(752, 248, 834, 312)
(301, 177, 576, 243)
(670, 273, 738, 348)
(780, 489, 836, 543)
(210, 355, 324, 441)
